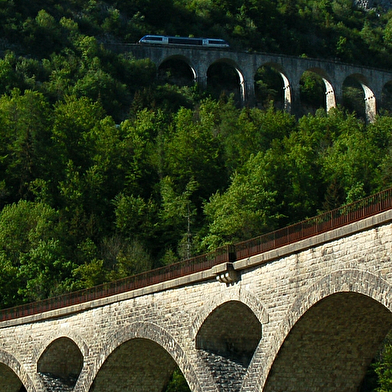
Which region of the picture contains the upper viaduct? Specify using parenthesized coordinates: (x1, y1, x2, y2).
(112, 43, 392, 121)
(2, 190, 392, 392)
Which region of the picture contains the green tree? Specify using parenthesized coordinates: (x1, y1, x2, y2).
(202, 152, 280, 250)
(159, 177, 198, 259)
(164, 368, 191, 392)
(0, 200, 72, 306)
(0, 89, 54, 203)
(165, 104, 227, 201)
(320, 113, 381, 204)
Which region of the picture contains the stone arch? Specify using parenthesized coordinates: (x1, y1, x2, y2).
(81, 321, 206, 392)
(190, 286, 268, 340)
(343, 74, 376, 122)
(33, 330, 89, 365)
(254, 62, 292, 112)
(0, 349, 36, 392)
(243, 268, 392, 392)
(33, 330, 88, 392)
(157, 55, 197, 86)
(207, 59, 246, 103)
(191, 287, 267, 392)
(300, 67, 336, 113)
(195, 300, 262, 366)
(37, 337, 83, 388)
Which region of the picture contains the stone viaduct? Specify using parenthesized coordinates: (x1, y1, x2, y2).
(115, 43, 392, 121)
(2, 198, 392, 391)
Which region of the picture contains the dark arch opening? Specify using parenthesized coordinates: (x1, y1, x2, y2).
(158, 58, 195, 86)
(196, 301, 261, 392)
(254, 65, 284, 110)
(0, 363, 25, 392)
(90, 338, 190, 392)
(300, 70, 327, 115)
(343, 75, 366, 120)
(196, 300, 262, 365)
(381, 81, 392, 114)
(207, 61, 242, 104)
(38, 337, 83, 389)
(264, 292, 392, 392)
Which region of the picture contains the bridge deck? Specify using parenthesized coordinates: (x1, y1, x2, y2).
(1, 188, 392, 322)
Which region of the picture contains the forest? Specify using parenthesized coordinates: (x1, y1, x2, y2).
(1, 0, 392, 391)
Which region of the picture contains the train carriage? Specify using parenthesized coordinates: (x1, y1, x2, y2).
(139, 35, 230, 48)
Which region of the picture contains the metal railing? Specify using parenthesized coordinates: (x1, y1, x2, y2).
(0, 244, 235, 321)
(1, 187, 392, 322)
(235, 187, 392, 259)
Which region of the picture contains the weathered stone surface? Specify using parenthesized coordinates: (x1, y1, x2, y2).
(39, 373, 76, 392)
(355, 0, 392, 10)
(198, 350, 247, 392)
(0, 211, 392, 392)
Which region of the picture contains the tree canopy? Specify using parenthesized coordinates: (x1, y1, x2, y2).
(0, 0, 392, 390)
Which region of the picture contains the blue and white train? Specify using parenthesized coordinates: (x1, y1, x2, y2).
(138, 35, 230, 48)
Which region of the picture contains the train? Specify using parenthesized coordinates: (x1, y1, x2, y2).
(138, 35, 230, 48)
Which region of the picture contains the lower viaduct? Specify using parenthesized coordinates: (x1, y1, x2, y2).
(113, 43, 392, 121)
(2, 191, 392, 391)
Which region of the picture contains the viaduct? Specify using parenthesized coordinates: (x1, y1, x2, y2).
(113, 43, 392, 121)
(2, 191, 392, 391)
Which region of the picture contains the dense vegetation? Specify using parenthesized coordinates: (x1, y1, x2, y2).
(1, 0, 392, 390)
(0, 0, 390, 305)
(2, 95, 392, 305)
(2, 0, 392, 68)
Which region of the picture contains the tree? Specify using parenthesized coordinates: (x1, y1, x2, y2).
(320, 112, 382, 204)
(158, 177, 198, 259)
(0, 200, 72, 306)
(164, 368, 191, 392)
(0, 89, 54, 203)
(202, 151, 280, 250)
(164, 104, 227, 202)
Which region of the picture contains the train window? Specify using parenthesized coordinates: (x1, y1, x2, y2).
(168, 37, 203, 45)
(146, 36, 163, 41)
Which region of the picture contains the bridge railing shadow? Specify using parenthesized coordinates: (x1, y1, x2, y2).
(1, 188, 392, 321)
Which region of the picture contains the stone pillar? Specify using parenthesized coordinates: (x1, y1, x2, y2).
(324, 78, 337, 112)
(242, 67, 256, 106)
(362, 83, 376, 123)
(290, 83, 301, 116)
(196, 63, 209, 90)
(281, 73, 292, 113)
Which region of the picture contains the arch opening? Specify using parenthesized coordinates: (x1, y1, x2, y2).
(343, 76, 366, 119)
(264, 292, 392, 392)
(158, 57, 196, 86)
(90, 338, 189, 392)
(343, 74, 376, 122)
(299, 70, 328, 115)
(207, 61, 243, 104)
(196, 300, 262, 392)
(0, 363, 26, 392)
(38, 337, 83, 390)
(254, 65, 285, 111)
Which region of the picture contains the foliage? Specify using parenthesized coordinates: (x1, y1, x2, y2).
(375, 338, 392, 392)
(0, 1, 391, 389)
(164, 368, 191, 392)
(0, 85, 390, 304)
(0, 200, 73, 306)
